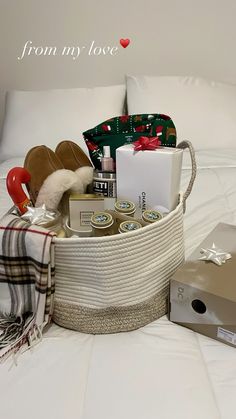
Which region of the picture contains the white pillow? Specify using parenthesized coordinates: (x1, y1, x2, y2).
(0, 85, 126, 161)
(126, 75, 236, 150)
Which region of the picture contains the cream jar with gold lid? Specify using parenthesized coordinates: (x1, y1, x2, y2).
(114, 200, 136, 217)
(142, 210, 163, 224)
(91, 212, 116, 237)
(118, 220, 142, 234)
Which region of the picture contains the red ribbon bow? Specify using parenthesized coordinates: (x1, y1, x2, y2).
(133, 136, 162, 151)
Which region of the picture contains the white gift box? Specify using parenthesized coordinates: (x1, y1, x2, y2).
(116, 144, 183, 215)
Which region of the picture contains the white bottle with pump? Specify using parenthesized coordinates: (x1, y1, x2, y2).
(101, 146, 114, 172)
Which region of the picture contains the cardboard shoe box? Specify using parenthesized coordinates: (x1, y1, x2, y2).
(169, 223, 236, 348)
(116, 144, 183, 216)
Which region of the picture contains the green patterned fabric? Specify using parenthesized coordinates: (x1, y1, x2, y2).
(83, 114, 177, 170)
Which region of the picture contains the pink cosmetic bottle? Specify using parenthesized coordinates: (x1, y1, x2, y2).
(101, 146, 114, 172)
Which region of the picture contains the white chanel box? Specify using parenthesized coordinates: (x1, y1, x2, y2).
(116, 145, 183, 216)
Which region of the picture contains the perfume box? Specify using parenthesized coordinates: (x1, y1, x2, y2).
(69, 193, 104, 231)
(116, 145, 183, 216)
(169, 223, 236, 348)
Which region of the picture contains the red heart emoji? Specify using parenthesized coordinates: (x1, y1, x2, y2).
(120, 38, 130, 48)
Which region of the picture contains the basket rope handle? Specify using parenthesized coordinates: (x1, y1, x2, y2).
(177, 140, 197, 213)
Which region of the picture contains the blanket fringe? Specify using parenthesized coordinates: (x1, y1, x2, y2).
(0, 314, 25, 348)
(0, 312, 40, 363)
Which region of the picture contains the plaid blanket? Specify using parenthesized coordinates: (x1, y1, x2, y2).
(0, 214, 55, 361)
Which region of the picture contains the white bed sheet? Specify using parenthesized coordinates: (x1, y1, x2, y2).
(1, 150, 236, 419)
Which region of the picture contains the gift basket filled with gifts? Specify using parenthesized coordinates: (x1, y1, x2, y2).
(0, 113, 197, 360)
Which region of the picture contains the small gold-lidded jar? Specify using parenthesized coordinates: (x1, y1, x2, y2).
(142, 210, 163, 224)
(118, 220, 142, 234)
(91, 212, 116, 237)
(114, 200, 136, 217)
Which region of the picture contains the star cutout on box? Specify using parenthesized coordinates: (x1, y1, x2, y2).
(199, 243, 232, 266)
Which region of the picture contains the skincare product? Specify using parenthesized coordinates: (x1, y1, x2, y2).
(142, 210, 163, 223)
(115, 200, 136, 217)
(101, 146, 114, 172)
(118, 221, 142, 234)
(69, 193, 104, 231)
(106, 209, 147, 229)
(91, 212, 116, 237)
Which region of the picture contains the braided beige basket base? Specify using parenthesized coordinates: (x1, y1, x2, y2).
(53, 286, 169, 334)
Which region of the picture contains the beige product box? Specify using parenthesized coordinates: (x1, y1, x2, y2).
(116, 144, 183, 216)
(169, 223, 236, 348)
(69, 194, 104, 231)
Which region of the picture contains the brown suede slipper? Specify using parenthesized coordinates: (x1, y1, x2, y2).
(24, 145, 64, 204)
(55, 140, 92, 171)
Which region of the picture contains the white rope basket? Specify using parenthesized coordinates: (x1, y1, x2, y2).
(53, 141, 196, 333)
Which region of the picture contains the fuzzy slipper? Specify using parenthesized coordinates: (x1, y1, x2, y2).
(24, 145, 64, 204)
(55, 140, 92, 171)
(35, 166, 94, 211)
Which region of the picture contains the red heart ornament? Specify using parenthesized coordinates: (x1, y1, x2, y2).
(120, 38, 130, 48)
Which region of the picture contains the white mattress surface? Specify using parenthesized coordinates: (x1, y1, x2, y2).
(1, 150, 236, 419)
